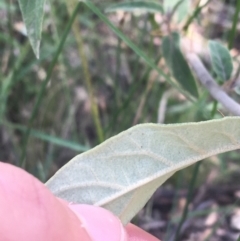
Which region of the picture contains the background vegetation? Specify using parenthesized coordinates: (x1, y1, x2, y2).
(1, 0, 240, 240)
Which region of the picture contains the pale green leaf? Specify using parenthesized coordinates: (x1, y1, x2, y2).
(18, 0, 46, 58)
(105, 1, 163, 14)
(163, 0, 189, 22)
(46, 117, 240, 224)
(162, 32, 198, 98)
(208, 40, 233, 82)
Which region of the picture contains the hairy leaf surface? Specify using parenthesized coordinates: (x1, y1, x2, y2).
(46, 118, 240, 224)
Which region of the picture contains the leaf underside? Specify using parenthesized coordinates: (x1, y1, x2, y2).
(46, 117, 240, 224)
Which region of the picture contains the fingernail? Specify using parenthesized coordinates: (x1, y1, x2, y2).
(68, 204, 128, 241)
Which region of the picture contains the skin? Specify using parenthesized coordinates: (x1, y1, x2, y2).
(0, 162, 160, 241)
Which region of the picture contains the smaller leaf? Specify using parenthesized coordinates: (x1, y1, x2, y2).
(162, 32, 198, 98)
(18, 0, 46, 58)
(105, 1, 163, 14)
(208, 40, 233, 82)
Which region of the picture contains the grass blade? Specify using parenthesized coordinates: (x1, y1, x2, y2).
(82, 0, 194, 102)
(105, 1, 163, 14)
(4, 122, 89, 152)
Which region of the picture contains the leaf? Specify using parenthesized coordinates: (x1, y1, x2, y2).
(208, 40, 233, 82)
(18, 0, 46, 58)
(162, 32, 198, 98)
(46, 117, 240, 224)
(105, 1, 163, 14)
(163, 0, 189, 22)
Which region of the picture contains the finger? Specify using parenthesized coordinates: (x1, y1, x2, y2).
(126, 223, 161, 241)
(0, 162, 90, 241)
(69, 204, 128, 241)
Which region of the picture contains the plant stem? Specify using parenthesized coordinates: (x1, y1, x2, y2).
(211, 100, 218, 118)
(174, 162, 201, 241)
(228, 0, 240, 49)
(65, 0, 104, 143)
(0, 43, 30, 123)
(183, 0, 211, 32)
(19, 3, 81, 168)
(187, 53, 240, 116)
(165, 171, 183, 240)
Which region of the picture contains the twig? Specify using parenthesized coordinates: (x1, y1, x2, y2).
(133, 75, 155, 125)
(186, 53, 240, 116)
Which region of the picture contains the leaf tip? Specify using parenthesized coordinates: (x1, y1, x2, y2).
(31, 39, 40, 59)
